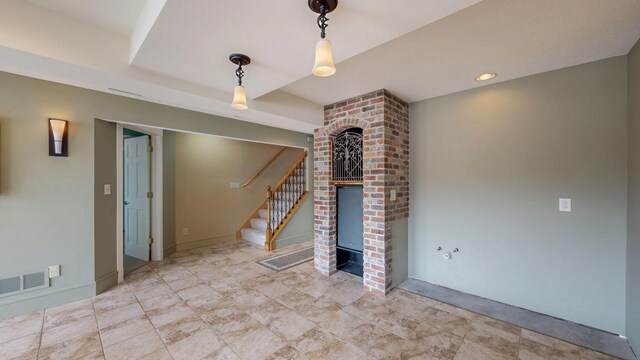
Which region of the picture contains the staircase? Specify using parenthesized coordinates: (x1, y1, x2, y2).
(236, 151, 308, 251)
(240, 209, 269, 245)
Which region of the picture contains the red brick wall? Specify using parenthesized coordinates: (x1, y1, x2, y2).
(313, 89, 409, 294)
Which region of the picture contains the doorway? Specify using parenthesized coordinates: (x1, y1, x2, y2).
(123, 128, 151, 274)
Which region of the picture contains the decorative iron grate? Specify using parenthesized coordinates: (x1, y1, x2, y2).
(333, 128, 363, 182)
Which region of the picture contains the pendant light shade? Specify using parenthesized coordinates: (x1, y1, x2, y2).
(231, 85, 248, 110)
(313, 38, 336, 77)
(229, 53, 251, 110)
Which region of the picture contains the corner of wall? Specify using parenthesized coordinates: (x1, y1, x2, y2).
(626, 36, 640, 354)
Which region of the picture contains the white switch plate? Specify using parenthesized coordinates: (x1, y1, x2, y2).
(390, 190, 397, 201)
(48, 265, 61, 278)
(104, 184, 111, 195)
(230, 182, 240, 189)
(182, 228, 189, 236)
(559, 198, 571, 212)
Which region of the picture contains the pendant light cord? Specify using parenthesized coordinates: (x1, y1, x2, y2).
(317, 2, 329, 39)
(236, 64, 244, 86)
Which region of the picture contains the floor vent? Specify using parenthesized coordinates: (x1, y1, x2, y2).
(0, 271, 49, 298)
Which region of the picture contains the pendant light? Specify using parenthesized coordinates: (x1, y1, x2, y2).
(229, 53, 251, 110)
(309, 0, 338, 77)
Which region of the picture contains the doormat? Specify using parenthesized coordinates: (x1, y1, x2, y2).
(257, 247, 314, 272)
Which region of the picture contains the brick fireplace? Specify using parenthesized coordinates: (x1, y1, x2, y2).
(313, 89, 410, 295)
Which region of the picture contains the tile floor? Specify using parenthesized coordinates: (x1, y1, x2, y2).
(0, 240, 622, 360)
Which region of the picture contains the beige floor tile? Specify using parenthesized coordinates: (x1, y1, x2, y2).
(521, 329, 580, 354)
(464, 321, 520, 357)
(321, 341, 373, 360)
(370, 307, 420, 339)
(0, 311, 43, 345)
(518, 337, 580, 360)
(315, 308, 369, 341)
(146, 302, 196, 328)
(138, 292, 182, 313)
(96, 301, 145, 329)
(176, 284, 219, 301)
(99, 314, 154, 347)
(103, 329, 166, 360)
(408, 323, 462, 359)
(166, 328, 236, 360)
(165, 274, 205, 292)
(139, 348, 173, 360)
(422, 307, 471, 338)
(92, 290, 137, 316)
(40, 315, 97, 348)
(454, 340, 515, 360)
(205, 305, 263, 344)
(0, 332, 40, 360)
(38, 332, 102, 360)
(133, 282, 174, 301)
(43, 299, 94, 330)
(265, 310, 316, 341)
(228, 325, 285, 360)
(155, 313, 208, 346)
(265, 344, 308, 360)
(289, 327, 343, 357)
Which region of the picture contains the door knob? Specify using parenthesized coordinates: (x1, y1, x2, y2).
(124, 201, 129, 205)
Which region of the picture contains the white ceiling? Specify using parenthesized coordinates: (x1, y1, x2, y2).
(1, 0, 640, 134)
(282, 0, 640, 104)
(25, 0, 147, 36)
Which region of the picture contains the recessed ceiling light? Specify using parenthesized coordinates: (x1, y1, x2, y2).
(475, 73, 497, 81)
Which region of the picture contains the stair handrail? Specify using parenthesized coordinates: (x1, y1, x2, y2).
(242, 147, 287, 188)
(266, 150, 308, 250)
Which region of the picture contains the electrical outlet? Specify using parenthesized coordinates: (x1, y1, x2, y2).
(182, 228, 189, 236)
(559, 198, 572, 212)
(390, 189, 396, 201)
(104, 184, 111, 195)
(230, 182, 240, 189)
(48, 265, 61, 278)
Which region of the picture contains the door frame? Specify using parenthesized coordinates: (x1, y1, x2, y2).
(116, 123, 163, 283)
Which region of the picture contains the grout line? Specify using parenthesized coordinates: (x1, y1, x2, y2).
(36, 311, 44, 360)
(90, 296, 107, 359)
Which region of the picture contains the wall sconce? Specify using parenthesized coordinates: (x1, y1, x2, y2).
(48, 119, 68, 157)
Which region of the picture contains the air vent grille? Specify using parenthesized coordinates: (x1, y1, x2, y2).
(0, 270, 49, 298)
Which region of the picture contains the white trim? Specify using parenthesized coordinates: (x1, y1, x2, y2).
(116, 124, 124, 282)
(115, 122, 164, 283)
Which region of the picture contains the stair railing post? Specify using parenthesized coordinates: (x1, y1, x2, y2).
(266, 186, 273, 251)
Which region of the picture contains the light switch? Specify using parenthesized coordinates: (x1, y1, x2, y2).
(559, 198, 571, 212)
(104, 184, 111, 195)
(230, 182, 240, 189)
(390, 190, 397, 201)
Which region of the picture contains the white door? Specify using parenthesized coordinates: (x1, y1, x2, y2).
(124, 135, 151, 261)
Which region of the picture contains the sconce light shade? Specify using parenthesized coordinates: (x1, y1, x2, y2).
(312, 38, 336, 77)
(48, 119, 68, 157)
(231, 85, 248, 110)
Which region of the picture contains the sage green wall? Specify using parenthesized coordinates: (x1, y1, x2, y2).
(163, 130, 177, 257)
(0, 70, 312, 320)
(94, 119, 118, 293)
(409, 57, 628, 334)
(627, 38, 640, 351)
